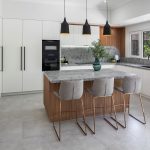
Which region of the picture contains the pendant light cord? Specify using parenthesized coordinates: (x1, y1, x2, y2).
(106, 0, 108, 21)
(86, 0, 87, 19)
(64, 0, 66, 17)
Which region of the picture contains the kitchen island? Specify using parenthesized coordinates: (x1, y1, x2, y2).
(44, 69, 135, 121)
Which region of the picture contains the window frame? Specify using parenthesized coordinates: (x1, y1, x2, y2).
(129, 31, 142, 58)
(142, 30, 150, 59)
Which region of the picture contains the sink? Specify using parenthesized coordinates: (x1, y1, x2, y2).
(141, 65, 150, 68)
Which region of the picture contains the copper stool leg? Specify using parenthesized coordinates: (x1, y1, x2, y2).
(84, 97, 96, 134)
(53, 100, 61, 141)
(129, 94, 146, 124)
(104, 95, 118, 130)
(111, 93, 127, 128)
(76, 98, 87, 135)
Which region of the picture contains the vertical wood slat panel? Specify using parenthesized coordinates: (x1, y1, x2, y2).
(44, 75, 129, 122)
(100, 26, 125, 57)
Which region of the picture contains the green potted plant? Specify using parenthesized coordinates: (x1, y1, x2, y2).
(89, 40, 109, 71)
(144, 43, 150, 60)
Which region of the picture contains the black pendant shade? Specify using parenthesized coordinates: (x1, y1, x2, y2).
(103, 0, 111, 36)
(61, 17, 69, 34)
(83, 19, 91, 34)
(103, 20, 111, 35)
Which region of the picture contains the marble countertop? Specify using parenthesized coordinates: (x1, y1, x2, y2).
(61, 62, 116, 67)
(117, 63, 150, 70)
(44, 69, 135, 83)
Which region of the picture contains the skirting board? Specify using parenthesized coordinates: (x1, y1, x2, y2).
(1, 90, 43, 97)
(141, 93, 150, 100)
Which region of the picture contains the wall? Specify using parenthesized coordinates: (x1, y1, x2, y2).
(111, 0, 150, 26)
(125, 21, 150, 57)
(0, 0, 2, 17)
(2, 0, 107, 25)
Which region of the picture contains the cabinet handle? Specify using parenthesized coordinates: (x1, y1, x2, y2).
(21, 47, 22, 71)
(24, 46, 26, 71)
(1, 46, 3, 71)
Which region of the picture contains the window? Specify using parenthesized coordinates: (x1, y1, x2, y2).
(131, 33, 139, 56)
(143, 31, 150, 59)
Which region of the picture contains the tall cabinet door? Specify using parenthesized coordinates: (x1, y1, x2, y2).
(22, 20, 43, 91)
(2, 19, 23, 93)
(0, 18, 2, 96)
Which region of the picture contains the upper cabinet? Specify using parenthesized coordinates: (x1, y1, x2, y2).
(60, 25, 100, 46)
(42, 21, 60, 40)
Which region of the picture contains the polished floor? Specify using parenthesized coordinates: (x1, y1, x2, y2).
(0, 93, 150, 150)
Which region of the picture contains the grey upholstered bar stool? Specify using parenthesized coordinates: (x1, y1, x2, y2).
(85, 77, 118, 134)
(114, 76, 146, 128)
(53, 80, 86, 141)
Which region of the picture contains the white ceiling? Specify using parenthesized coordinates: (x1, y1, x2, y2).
(6, 0, 134, 10)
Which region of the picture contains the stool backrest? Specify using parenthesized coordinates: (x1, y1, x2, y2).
(59, 80, 83, 100)
(92, 77, 114, 97)
(123, 76, 142, 94)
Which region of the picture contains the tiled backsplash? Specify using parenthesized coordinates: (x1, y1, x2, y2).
(120, 57, 150, 65)
(61, 46, 120, 64)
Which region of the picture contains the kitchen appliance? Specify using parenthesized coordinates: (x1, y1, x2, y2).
(42, 40, 60, 71)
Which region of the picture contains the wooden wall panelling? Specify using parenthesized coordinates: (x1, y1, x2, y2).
(100, 26, 125, 57)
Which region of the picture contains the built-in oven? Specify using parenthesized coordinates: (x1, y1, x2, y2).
(42, 40, 60, 71)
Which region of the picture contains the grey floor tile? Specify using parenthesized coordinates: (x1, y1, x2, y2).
(0, 93, 150, 150)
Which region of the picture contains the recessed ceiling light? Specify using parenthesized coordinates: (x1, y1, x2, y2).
(104, 0, 107, 3)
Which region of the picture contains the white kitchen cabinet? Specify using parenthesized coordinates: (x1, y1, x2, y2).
(115, 65, 150, 97)
(60, 25, 99, 46)
(2, 19, 43, 94)
(141, 69, 150, 96)
(2, 19, 23, 93)
(42, 21, 60, 40)
(0, 18, 2, 96)
(22, 20, 43, 91)
(60, 25, 74, 45)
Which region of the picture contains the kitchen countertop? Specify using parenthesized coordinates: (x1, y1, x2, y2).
(44, 69, 135, 83)
(61, 62, 116, 67)
(117, 63, 150, 70)
(61, 62, 150, 70)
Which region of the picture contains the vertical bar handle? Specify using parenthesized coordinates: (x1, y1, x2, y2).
(1, 46, 3, 71)
(21, 47, 22, 71)
(24, 46, 25, 71)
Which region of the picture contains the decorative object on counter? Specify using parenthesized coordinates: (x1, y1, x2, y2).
(83, 0, 91, 35)
(103, 0, 111, 35)
(115, 54, 120, 62)
(61, 56, 69, 64)
(61, 0, 69, 34)
(89, 40, 109, 71)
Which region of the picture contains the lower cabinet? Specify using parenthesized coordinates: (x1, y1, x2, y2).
(115, 65, 150, 97)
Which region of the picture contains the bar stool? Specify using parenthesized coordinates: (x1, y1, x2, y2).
(114, 76, 146, 128)
(85, 77, 118, 134)
(52, 80, 86, 141)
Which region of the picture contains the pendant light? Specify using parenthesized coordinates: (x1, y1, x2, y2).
(103, 0, 111, 35)
(83, 0, 91, 35)
(61, 0, 69, 34)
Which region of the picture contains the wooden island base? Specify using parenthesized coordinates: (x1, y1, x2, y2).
(44, 75, 129, 122)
